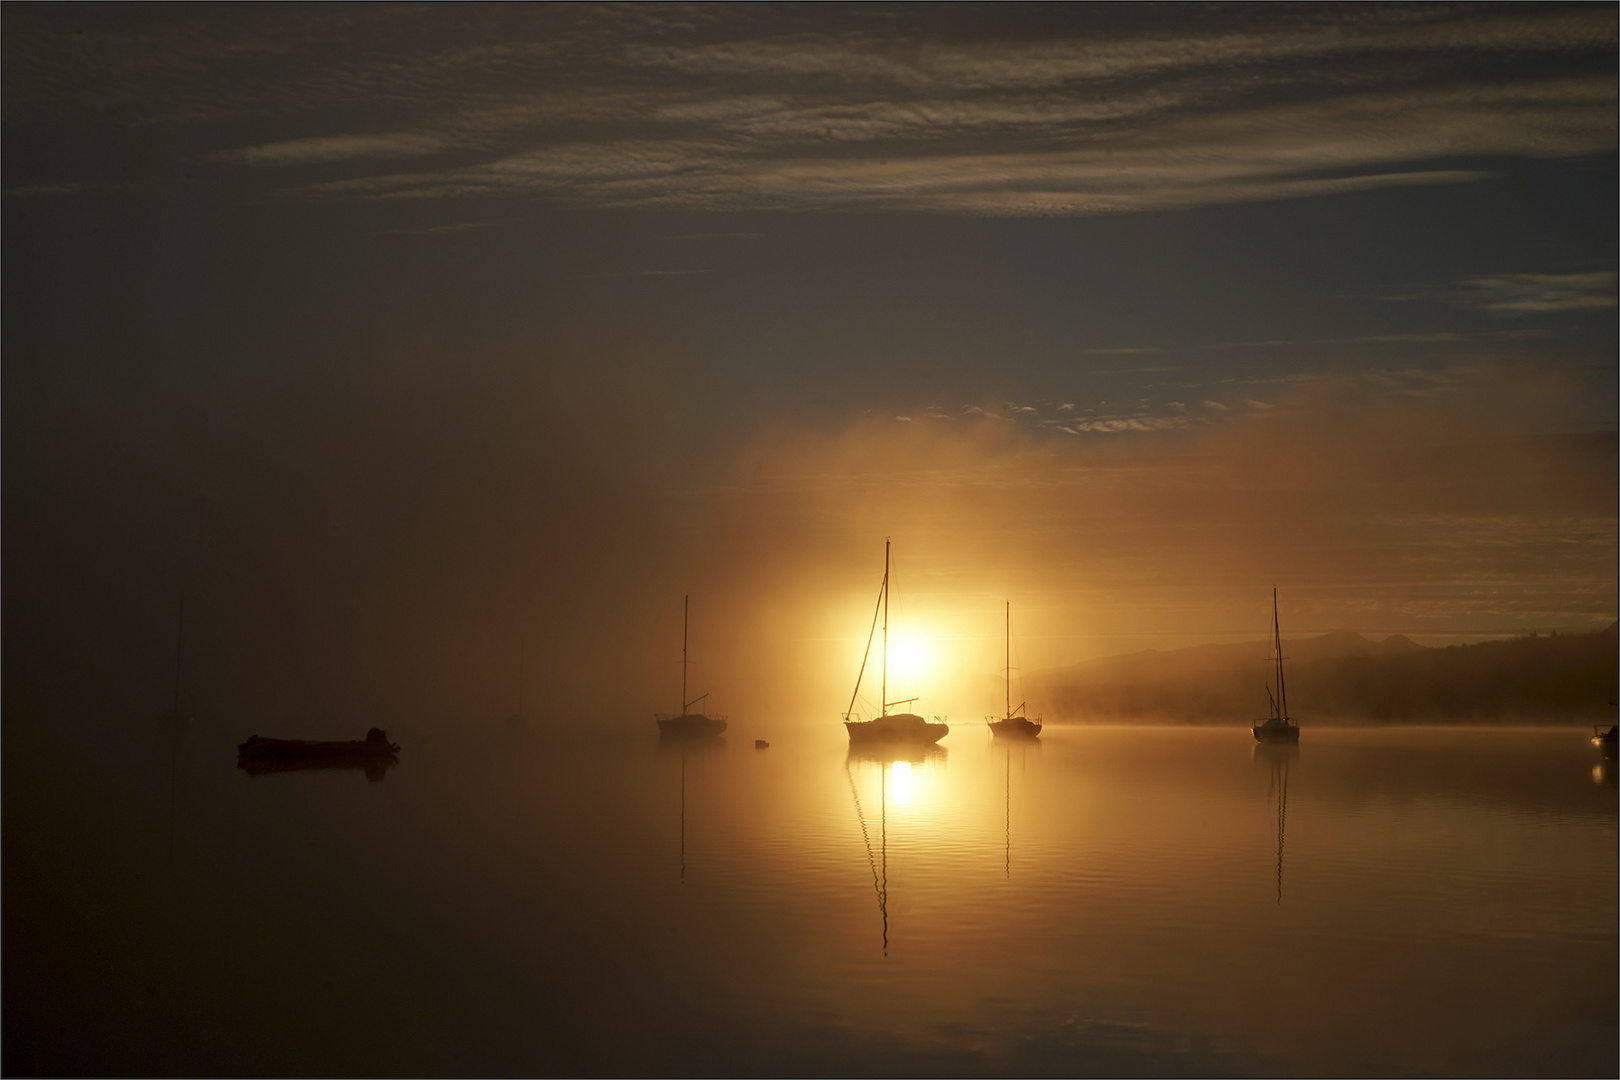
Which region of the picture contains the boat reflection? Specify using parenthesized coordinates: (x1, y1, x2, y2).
(1000, 738, 1039, 878)
(661, 733, 723, 882)
(1592, 758, 1617, 788)
(657, 731, 726, 753)
(845, 742, 947, 767)
(238, 754, 397, 783)
(1254, 742, 1298, 903)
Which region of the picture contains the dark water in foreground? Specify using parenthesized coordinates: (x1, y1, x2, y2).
(7, 719, 1616, 1076)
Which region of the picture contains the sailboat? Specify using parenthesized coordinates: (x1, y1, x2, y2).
(1252, 588, 1301, 742)
(987, 601, 1041, 738)
(843, 542, 947, 745)
(656, 595, 727, 737)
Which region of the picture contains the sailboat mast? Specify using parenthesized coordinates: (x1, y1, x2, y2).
(1275, 589, 1291, 721)
(1005, 601, 1011, 721)
(881, 541, 889, 715)
(682, 594, 689, 715)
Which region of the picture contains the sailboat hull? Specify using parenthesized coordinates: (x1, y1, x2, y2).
(657, 713, 728, 737)
(1252, 720, 1300, 742)
(845, 713, 948, 744)
(988, 717, 1042, 738)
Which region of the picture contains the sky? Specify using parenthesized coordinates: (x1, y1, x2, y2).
(4, 3, 1616, 729)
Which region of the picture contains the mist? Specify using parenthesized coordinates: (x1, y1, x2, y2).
(8, 321, 1611, 739)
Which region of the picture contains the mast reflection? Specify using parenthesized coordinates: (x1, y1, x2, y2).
(660, 732, 723, 882)
(998, 738, 1038, 879)
(844, 745, 944, 956)
(1254, 742, 1298, 903)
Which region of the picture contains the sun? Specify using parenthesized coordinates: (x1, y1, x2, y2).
(887, 633, 932, 685)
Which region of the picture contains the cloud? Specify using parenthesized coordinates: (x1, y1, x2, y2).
(285, 72, 1605, 214)
(629, 8, 1614, 91)
(8, 6, 1616, 214)
(386, 221, 491, 234)
(3, 182, 95, 197)
(1456, 272, 1618, 313)
(218, 132, 449, 166)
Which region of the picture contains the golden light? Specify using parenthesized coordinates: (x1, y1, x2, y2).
(889, 760, 914, 806)
(886, 633, 932, 685)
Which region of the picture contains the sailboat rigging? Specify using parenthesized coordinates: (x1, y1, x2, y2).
(1252, 588, 1301, 742)
(987, 601, 1041, 737)
(656, 595, 727, 737)
(843, 542, 947, 745)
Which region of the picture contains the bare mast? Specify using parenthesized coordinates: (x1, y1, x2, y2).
(1005, 601, 1011, 721)
(1272, 587, 1291, 722)
(881, 540, 889, 717)
(681, 594, 689, 716)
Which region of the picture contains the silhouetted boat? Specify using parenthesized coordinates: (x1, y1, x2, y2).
(238, 728, 400, 769)
(988, 601, 1041, 738)
(1593, 724, 1617, 754)
(656, 595, 728, 737)
(1252, 589, 1300, 743)
(843, 541, 947, 745)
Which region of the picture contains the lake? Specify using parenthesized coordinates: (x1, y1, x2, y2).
(6, 719, 1615, 1076)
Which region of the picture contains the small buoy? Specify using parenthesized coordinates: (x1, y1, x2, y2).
(755, 739, 770, 749)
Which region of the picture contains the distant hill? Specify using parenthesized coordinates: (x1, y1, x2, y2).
(1030, 623, 1618, 723)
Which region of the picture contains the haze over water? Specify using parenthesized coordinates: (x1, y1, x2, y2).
(8, 716, 1613, 1076)
(5, 7, 1617, 1075)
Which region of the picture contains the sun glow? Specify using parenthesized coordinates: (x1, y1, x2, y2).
(886, 633, 932, 685)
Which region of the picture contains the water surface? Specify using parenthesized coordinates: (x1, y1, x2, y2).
(7, 719, 1615, 1076)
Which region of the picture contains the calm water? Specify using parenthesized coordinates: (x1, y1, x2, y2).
(7, 719, 1615, 1076)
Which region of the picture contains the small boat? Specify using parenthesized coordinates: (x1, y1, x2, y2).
(842, 542, 947, 745)
(1593, 724, 1617, 752)
(238, 728, 400, 762)
(656, 595, 728, 737)
(1252, 589, 1300, 743)
(987, 601, 1042, 738)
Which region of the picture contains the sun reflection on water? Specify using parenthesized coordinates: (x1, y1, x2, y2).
(890, 760, 914, 806)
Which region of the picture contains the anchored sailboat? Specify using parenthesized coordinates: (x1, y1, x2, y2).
(843, 542, 947, 745)
(1252, 588, 1301, 742)
(656, 595, 727, 737)
(987, 601, 1041, 738)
